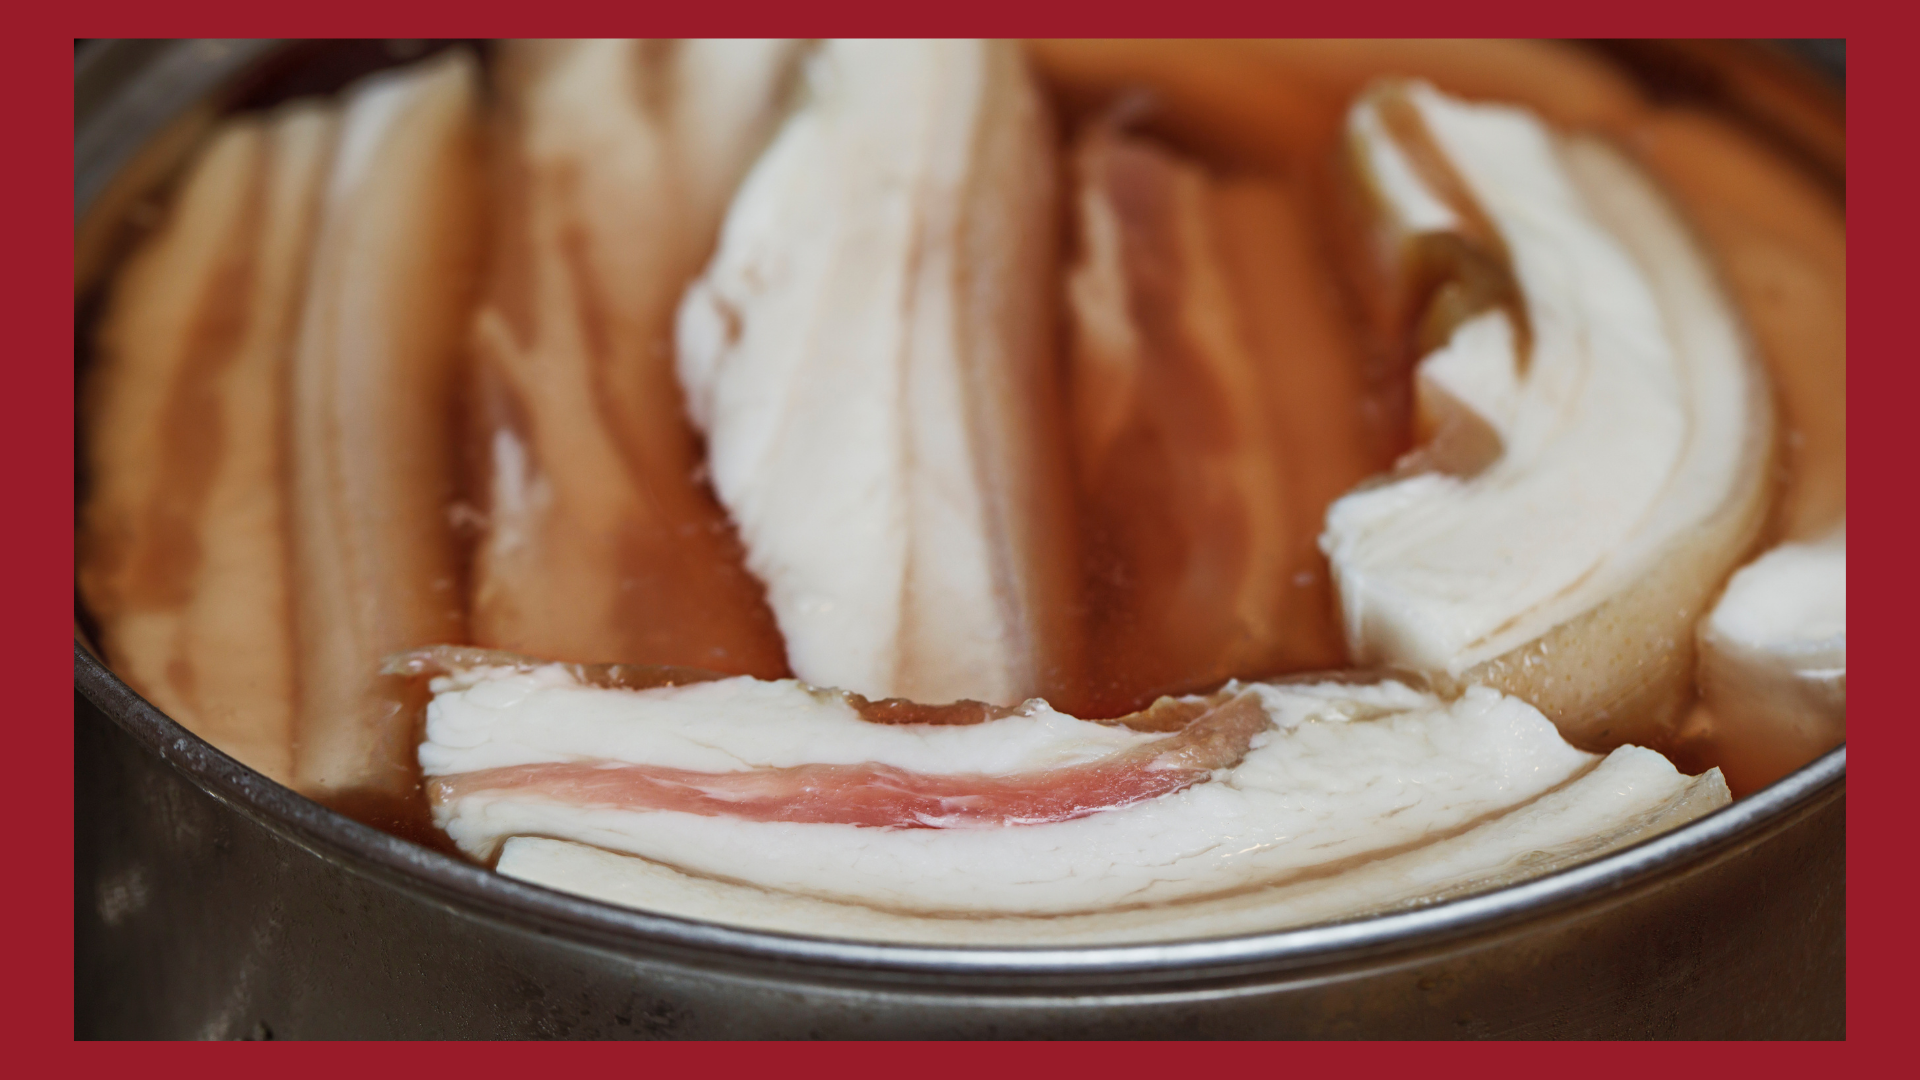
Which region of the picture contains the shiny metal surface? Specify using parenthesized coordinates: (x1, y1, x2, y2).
(74, 40, 1846, 1039)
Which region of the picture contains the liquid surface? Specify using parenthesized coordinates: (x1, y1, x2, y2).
(78, 40, 1843, 855)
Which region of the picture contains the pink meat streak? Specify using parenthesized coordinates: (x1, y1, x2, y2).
(429, 693, 1269, 829)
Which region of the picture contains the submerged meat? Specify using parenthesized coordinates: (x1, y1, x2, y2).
(1064, 126, 1378, 714)
(675, 39, 1080, 706)
(469, 40, 799, 674)
(79, 103, 337, 785)
(417, 657, 1725, 920)
(499, 741, 1724, 945)
(1680, 523, 1846, 794)
(1632, 108, 1846, 542)
(1237, 39, 1650, 140)
(1324, 82, 1774, 751)
(1025, 39, 1647, 169)
(288, 52, 485, 799)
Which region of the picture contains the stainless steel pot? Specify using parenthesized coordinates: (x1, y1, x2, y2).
(74, 40, 1846, 1039)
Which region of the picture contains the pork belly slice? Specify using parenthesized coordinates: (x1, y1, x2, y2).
(415, 657, 1720, 918)
(1679, 524, 1845, 794)
(497, 745, 1724, 944)
(1023, 40, 1646, 171)
(80, 103, 336, 785)
(1064, 126, 1379, 714)
(1325, 82, 1774, 751)
(288, 52, 485, 799)
(1633, 108, 1846, 542)
(470, 40, 801, 675)
(675, 39, 1080, 706)
(430, 691, 1264, 830)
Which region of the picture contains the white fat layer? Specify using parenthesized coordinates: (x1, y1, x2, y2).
(1710, 524, 1846, 654)
(419, 664, 1162, 777)
(675, 40, 1030, 704)
(485, 428, 543, 560)
(1324, 84, 1756, 674)
(519, 39, 801, 253)
(327, 63, 419, 205)
(518, 42, 674, 242)
(1418, 312, 1522, 440)
(425, 670, 1608, 915)
(494, 750, 1725, 945)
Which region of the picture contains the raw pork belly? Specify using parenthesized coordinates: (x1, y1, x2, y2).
(495, 743, 1723, 945)
(417, 656, 1726, 921)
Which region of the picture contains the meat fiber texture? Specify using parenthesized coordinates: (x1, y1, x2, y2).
(420, 662, 1727, 934)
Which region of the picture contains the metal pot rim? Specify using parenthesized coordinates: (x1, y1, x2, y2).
(74, 38, 1847, 985)
(74, 640, 1846, 979)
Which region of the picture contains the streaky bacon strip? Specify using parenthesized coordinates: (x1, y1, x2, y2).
(427, 693, 1269, 829)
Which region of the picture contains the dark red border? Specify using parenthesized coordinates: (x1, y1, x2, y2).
(30, 0, 1893, 1059)
(64, 0, 1873, 39)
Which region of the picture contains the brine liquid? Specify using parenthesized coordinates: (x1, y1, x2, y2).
(77, 40, 1845, 828)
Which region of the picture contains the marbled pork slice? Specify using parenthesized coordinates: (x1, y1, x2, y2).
(1323, 82, 1774, 751)
(80, 103, 337, 785)
(289, 51, 485, 800)
(1633, 107, 1846, 543)
(414, 659, 1700, 917)
(494, 746, 1725, 944)
(675, 39, 1079, 706)
(469, 40, 800, 674)
(1023, 39, 1646, 170)
(1063, 126, 1377, 715)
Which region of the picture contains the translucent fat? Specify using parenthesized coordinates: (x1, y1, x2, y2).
(1326, 85, 1774, 753)
(1064, 128, 1377, 715)
(80, 42, 1847, 845)
(675, 40, 1079, 706)
(468, 40, 797, 676)
(494, 751, 1725, 945)
(1025, 39, 1647, 169)
(420, 665, 1725, 921)
(1630, 107, 1846, 541)
(1677, 524, 1845, 795)
(288, 52, 485, 801)
(1233, 40, 1649, 138)
(80, 104, 337, 786)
